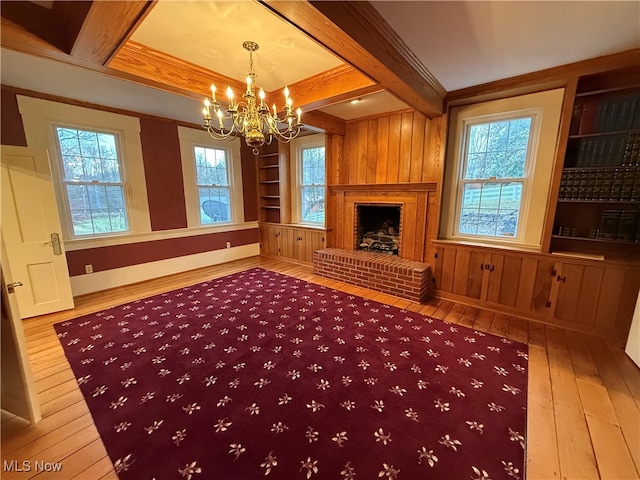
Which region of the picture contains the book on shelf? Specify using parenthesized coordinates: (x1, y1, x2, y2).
(598, 209, 621, 240)
(574, 92, 640, 135)
(618, 210, 639, 241)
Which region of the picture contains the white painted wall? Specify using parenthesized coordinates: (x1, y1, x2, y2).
(625, 290, 640, 367)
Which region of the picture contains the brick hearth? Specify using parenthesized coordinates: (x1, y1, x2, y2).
(313, 248, 432, 303)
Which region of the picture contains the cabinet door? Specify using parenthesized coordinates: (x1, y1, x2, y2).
(434, 245, 485, 299)
(485, 253, 523, 308)
(554, 262, 604, 325)
(484, 253, 556, 316)
(593, 266, 639, 333)
(280, 226, 297, 260)
(305, 230, 326, 263)
(259, 224, 281, 256)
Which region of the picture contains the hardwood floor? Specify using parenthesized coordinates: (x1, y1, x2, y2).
(2, 256, 639, 479)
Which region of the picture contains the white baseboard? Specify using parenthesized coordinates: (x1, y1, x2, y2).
(69, 243, 260, 296)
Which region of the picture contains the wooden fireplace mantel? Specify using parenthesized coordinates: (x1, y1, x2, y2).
(327, 182, 438, 263)
(328, 183, 437, 193)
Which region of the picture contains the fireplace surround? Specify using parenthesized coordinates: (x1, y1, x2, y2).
(313, 183, 437, 302)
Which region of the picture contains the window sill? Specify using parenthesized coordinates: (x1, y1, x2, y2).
(63, 221, 259, 251)
(433, 237, 543, 254)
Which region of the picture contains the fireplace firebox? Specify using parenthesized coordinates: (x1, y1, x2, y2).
(355, 204, 401, 255)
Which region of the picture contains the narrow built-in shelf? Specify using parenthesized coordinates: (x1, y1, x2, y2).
(260, 205, 281, 210)
(259, 165, 280, 169)
(575, 84, 640, 97)
(568, 129, 640, 139)
(563, 166, 639, 171)
(261, 180, 280, 184)
(557, 199, 639, 204)
(260, 195, 280, 199)
(552, 235, 639, 245)
(257, 152, 279, 158)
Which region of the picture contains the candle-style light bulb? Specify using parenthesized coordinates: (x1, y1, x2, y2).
(286, 97, 293, 107)
(210, 84, 216, 99)
(246, 76, 252, 93)
(204, 98, 211, 107)
(259, 88, 265, 102)
(217, 109, 224, 128)
(284, 86, 290, 99)
(226, 86, 234, 100)
(272, 104, 277, 116)
(296, 108, 302, 123)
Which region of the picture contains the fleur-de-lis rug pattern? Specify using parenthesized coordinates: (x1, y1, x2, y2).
(54, 268, 528, 480)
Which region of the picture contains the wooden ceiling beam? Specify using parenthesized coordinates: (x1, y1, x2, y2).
(279, 64, 383, 111)
(68, 1, 156, 65)
(261, 0, 445, 118)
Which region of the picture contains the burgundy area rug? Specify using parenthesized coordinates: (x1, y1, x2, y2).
(54, 268, 528, 480)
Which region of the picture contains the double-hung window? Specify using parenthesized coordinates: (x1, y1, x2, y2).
(294, 136, 326, 225)
(441, 89, 564, 249)
(457, 116, 533, 238)
(55, 126, 129, 236)
(194, 146, 230, 224)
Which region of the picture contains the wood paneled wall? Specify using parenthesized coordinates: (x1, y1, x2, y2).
(337, 109, 444, 185)
(327, 109, 446, 265)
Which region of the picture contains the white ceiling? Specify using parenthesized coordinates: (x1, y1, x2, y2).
(1, 1, 638, 123)
(372, 1, 640, 91)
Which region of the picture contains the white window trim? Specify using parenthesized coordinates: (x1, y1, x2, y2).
(17, 96, 151, 242)
(453, 110, 540, 242)
(290, 133, 326, 226)
(177, 126, 244, 228)
(440, 88, 565, 250)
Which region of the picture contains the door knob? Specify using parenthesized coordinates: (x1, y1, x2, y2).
(6, 281, 23, 293)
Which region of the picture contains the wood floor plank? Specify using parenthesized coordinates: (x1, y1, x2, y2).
(507, 316, 528, 344)
(457, 305, 479, 328)
(442, 302, 465, 324)
(588, 336, 640, 475)
(547, 329, 600, 479)
(70, 455, 114, 480)
(577, 379, 619, 426)
(30, 437, 107, 479)
(489, 313, 510, 338)
(472, 309, 494, 333)
(526, 345, 560, 479)
(586, 414, 640, 480)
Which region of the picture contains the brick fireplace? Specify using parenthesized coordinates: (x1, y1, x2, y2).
(313, 183, 437, 303)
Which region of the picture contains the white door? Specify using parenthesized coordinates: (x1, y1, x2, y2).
(1, 146, 74, 318)
(1, 240, 41, 424)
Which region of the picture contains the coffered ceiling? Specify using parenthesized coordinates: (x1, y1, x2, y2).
(1, 0, 638, 131)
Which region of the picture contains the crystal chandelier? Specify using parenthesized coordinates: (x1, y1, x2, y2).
(202, 41, 302, 155)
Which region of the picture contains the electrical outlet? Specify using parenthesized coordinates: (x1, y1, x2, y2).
(85, 264, 93, 274)
(226, 241, 231, 249)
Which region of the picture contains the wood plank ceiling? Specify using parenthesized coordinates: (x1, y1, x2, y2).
(0, 0, 445, 134)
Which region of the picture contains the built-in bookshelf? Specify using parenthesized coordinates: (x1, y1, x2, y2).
(257, 142, 290, 223)
(551, 67, 640, 257)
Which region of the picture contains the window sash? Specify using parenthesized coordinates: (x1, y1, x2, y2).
(54, 125, 130, 237)
(193, 146, 232, 225)
(299, 146, 325, 224)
